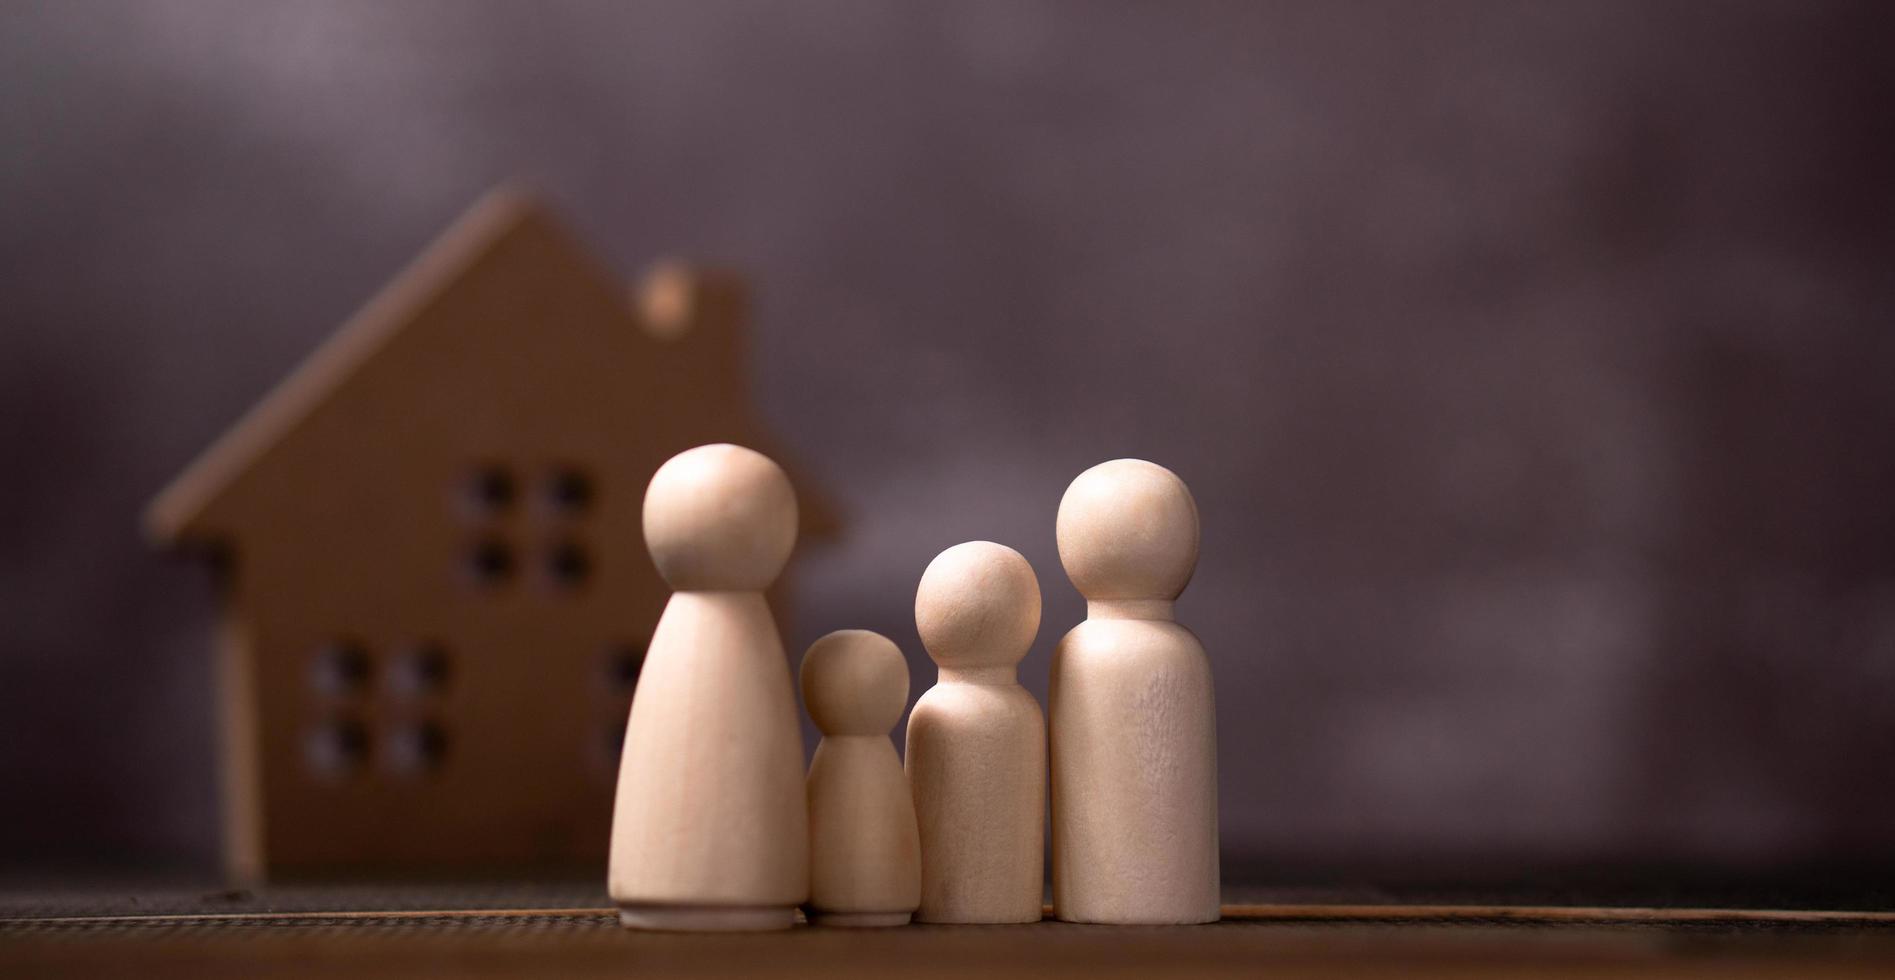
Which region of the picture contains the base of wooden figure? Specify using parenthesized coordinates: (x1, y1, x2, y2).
(805, 910, 913, 928)
(1053, 910, 1222, 926)
(616, 904, 798, 932)
(913, 910, 1044, 926)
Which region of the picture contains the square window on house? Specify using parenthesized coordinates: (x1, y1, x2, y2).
(604, 641, 646, 695)
(310, 640, 372, 696)
(305, 717, 369, 777)
(389, 642, 451, 696)
(545, 540, 592, 590)
(465, 537, 516, 586)
(384, 720, 449, 776)
(544, 466, 594, 516)
(461, 464, 516, 517)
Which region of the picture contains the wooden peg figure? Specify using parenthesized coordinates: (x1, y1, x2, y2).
(802, 630, 922, 927)
(609, 444, 809, 931)
(906, 541, 1047, 924)
(1050, 459, 1219, 924)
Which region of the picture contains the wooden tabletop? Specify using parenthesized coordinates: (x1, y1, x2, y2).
(7, 900, 1895, 978)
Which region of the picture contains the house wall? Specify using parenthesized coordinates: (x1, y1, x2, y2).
(198, 217, 791, 873)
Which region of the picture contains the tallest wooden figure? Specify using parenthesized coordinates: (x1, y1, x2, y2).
(609, 443, 810, 931)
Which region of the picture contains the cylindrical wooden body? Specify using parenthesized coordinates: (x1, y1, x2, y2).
(609, 591, 808, 917)
(905, 679, 1046, 923)
(807, 735, 921, 923)
(1049, 617, 1218, 924)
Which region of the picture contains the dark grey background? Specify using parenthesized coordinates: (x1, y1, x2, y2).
(3, 1, 1892, 877)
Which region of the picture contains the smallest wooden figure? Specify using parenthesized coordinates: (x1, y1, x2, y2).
(801, 630, 922, 927)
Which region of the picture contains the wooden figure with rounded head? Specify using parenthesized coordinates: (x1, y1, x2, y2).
(802, 629, 922, 927)
(609, 444, 809, 931)
(906, 541, 1047, 924)
(1050, 459, 1220, 924)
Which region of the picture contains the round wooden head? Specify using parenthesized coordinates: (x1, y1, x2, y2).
(642, 443, 798, 591)
(1056, 458, 1199, 601)
(800, 630, 909, 736)
(914, 541, 1041, 670)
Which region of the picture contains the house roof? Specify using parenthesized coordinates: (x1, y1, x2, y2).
(145, 185, 839, 547)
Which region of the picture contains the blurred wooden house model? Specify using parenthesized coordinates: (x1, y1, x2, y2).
(145, 189, 837, 881)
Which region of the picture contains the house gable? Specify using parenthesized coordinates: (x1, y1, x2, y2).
(145, 186, 839, 552)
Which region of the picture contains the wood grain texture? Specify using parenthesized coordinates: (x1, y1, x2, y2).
(7, 903, 1895, 979)
(1051, 460, 1218, 924)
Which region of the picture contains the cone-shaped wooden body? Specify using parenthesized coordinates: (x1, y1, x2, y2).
(1050, 459, 1219, 924)
(609, 444, 809, 931)
(906, 541, 1046, 924)
(802, 630, 922, 927)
